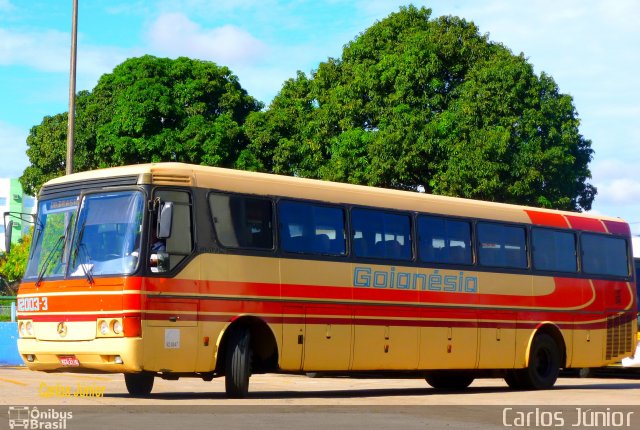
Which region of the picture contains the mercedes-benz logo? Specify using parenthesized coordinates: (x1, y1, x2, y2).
(56, 322, 67, 337)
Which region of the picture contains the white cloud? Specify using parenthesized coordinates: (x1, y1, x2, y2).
(0, 120, 28, 178)
(0, 27, 69, 72)
(146, 13, 267, 67)
(591, 159, 640, 206)
(596, 179, 640, 206)
(0, 26, 132, 91)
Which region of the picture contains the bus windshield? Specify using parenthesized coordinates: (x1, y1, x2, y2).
(24, 191, 144, 281)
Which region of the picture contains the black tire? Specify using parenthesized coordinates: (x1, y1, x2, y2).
(425, 372, 474, 390)
(225, 327, 252, 398)
(124, 372, 154, 396)
(504, 370, 527, 390)
(519, 333, 561, 390)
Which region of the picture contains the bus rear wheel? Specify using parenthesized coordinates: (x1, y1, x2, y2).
(225, 327, 252, 398)
(425, 372, 474, 390)
(511, 333, 561, 390)
(124, 372, 154, 396)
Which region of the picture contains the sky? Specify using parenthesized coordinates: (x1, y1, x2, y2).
(0, 0, 639, 234)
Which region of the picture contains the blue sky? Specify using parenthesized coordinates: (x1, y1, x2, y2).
(1, 0, 639, 234)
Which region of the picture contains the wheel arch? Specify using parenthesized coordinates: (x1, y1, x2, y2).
(215, 315, 279, 375)
(525, 322, 567, 369)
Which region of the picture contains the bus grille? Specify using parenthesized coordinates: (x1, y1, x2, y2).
(605, 314, 634, 360)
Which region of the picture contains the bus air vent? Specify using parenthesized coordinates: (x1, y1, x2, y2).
(152, 174, 193, 186)
(605, 314, 634, 360)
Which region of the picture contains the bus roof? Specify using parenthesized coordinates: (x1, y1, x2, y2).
(43, 162, 629, 232)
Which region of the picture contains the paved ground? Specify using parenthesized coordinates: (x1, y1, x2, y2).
(1, 367, 639, 429)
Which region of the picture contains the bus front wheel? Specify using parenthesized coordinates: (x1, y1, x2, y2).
(509, 333, 561, 390)
(225, 327, 252, 398)
(124, 372, 154, 396)
(425, 372, 474, 390)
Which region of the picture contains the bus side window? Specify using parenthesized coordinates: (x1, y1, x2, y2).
(209, 193, 273, 250)
(278, 200, 346, 256)
(351, 208, 412, 261)
(477, 222, 527, 269)
(418, 215, 472, 265)
(531, 228, 577, 273)
(153, 190, 192, 272)
(581, 233, 628, 277)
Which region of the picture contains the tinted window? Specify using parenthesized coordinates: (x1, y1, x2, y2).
(351, 208, 412, 260)
(581, 234, 629, 277)
(279, 201, 346, 256)
(209, 193, 273, 249)
(532, 228, 577, 272)
(478, 222, 527, 269)
(418, 216, 472, 265)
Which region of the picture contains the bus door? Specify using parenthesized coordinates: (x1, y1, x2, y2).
(143, 189, 199, 372)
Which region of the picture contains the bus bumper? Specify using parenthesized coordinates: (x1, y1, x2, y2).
(17, 337, 144, 373)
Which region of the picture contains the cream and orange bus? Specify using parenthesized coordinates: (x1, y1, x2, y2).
(13, 163, 637, 397)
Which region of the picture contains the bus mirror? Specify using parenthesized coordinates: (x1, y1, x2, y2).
(157, 202, 173, 239)
(4, 220, 13, 254)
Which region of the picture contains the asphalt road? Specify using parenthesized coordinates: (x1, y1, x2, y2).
(1, 367, 639, 430)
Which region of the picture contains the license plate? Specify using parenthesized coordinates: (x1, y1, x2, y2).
(59, 355, 80, 366)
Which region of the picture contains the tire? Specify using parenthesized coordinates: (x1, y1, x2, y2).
(519, 333, 561, 390)
(504, 370, 527, 390)
(425, 372, 474, 390)
(225, 327, 252, 398)
(124, 372, 154, 396)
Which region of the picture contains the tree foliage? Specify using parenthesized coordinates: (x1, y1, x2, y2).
(0, 230, 32, 294)
(21, 55, 262, 195)
(244, 6, 596, 210)
(21, 8, 596, 211)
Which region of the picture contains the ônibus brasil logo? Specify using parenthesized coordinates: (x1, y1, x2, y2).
(8, 406, 73, 429)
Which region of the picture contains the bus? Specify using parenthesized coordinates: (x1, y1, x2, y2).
(13, 163, 637, 398)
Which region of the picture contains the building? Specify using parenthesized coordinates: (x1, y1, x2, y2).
(0, 178, 36, 253)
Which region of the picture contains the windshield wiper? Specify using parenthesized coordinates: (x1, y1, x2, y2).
(35, 216, 75, 287)
(72, 222, 94, 285)
(71, 219, 95, 285)
(35, 234, 65, 287)
(74, 243, 95, 285)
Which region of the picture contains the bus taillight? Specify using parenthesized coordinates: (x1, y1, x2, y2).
(123, 316, 141, 337)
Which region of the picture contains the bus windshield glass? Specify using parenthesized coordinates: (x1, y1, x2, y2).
(24, 191, 144, 281)
(24, 196, 79, 280)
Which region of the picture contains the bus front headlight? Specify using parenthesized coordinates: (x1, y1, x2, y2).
(112, 320, 122, 335)
(18, 320, 35, 338)
(25, 321, 34, 336)
(99, 320, 109, 336)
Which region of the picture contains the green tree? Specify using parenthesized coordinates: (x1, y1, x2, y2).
(0, 230, 32, 295)
(21, 55, 263, 195)
(245, 6, 596, 211)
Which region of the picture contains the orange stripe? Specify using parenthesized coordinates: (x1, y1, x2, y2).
(524, 210, 569, 228)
